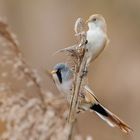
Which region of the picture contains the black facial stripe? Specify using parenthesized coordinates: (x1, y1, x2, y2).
(85, 40, 88, 44)
(90, 104, 108, 117)
(56, 69, 62, 83)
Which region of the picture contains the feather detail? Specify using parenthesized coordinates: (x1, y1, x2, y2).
(91, 103, 133, 133)
(84, 85, 133, 133)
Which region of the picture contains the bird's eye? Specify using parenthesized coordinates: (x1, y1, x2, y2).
(92, 18, 96, 21)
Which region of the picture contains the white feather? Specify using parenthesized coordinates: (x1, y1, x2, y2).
(86, 23, 107, 64)
(95, 112, 116, 127)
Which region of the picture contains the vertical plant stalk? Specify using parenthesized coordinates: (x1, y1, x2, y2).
(67, 18, 87, 140)
(67, 119, 76, 140)
(68, 49, 86, 122)
(68, 52, 87, 140)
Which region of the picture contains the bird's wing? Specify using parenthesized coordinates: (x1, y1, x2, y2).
(78, 85, 99, 111)
(83, 85, 99, 103)
(82, 85, 133, 133)
(54, 44, 78, 55)
(104, 35, 110, 48)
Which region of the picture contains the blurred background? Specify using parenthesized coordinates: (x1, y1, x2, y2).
(0, 0, 140, 139)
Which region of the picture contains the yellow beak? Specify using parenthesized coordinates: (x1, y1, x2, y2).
(51, 70, 57, 75)
(45, 69, 56, 79)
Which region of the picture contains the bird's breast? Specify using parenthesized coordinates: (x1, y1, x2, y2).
(60, 80, 72, 95)
(87, 30, 106, 47)
(86, 29, 106, 58)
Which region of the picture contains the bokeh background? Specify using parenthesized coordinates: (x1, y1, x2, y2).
(0, 0, 140, 139)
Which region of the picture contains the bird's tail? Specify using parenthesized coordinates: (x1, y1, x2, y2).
(90, 103, 133, 133)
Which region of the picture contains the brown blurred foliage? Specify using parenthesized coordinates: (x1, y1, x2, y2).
(0, 0, 140, 139)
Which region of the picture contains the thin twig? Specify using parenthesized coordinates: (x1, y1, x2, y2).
(66, 18, 87, 140)
(68, 48, 86, 122)
(68, 17, 87, 122)
(68, 119, 76, 140)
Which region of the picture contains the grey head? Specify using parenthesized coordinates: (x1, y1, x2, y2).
(53, 63, 73, 84)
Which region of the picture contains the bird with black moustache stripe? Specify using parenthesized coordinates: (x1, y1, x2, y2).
(51, 63, 133, 133)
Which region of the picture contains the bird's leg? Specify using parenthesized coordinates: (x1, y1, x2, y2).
(82, 67, 88, 77)
(79, 67, 88, 79)
(76, 110, 81, 114)
(81, 53, 89, 77)
(79, 39, 88, 47)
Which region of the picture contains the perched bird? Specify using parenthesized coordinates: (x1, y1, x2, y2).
(55, 14, 109, 69)
(85, 14, 109, 66)
(51, 63, 132, 133)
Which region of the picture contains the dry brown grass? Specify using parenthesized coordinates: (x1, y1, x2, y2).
(0, 18, 93, 140)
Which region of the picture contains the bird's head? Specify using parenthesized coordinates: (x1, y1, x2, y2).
(86, 14, 107, 32)
(51, 63, 73, 84)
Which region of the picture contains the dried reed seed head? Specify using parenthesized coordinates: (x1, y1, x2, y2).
(74, 18, 85, 34)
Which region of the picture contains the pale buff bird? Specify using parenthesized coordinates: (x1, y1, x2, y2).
(56, 14, 109, 69)
(85, 14, 109, 66)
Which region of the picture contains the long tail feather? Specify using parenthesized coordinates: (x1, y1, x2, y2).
(90, 103, 133, 133)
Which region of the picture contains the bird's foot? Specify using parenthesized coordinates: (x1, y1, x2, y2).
(83, 68, 88, 76)
(80, 68, 88, 78)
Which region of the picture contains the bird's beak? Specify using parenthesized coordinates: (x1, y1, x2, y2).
(51, 70, 57, 75)
(45, 69, 55, 79)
